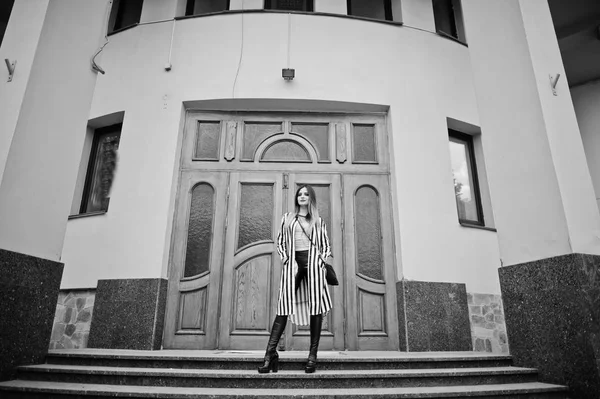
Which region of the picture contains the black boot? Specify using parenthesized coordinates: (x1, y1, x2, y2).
(305, 314, 323, 373)
(258, 315, 287, 373)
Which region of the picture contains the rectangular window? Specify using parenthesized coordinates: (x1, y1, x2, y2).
(264, 0, 313, 12)
(108, 0, 144, 33)
(449, 129, 484, 225)
(186, 0, 230, 16)
(80, 124, 122, 214)
(0, 0, 15, 47)
(347, 0, 392, 21)
(432, 0, 466, 43)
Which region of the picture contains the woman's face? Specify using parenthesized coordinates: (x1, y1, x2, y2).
(297, 187, 310, 207)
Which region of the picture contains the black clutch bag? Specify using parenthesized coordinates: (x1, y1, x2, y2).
(324, 261, 339, 286)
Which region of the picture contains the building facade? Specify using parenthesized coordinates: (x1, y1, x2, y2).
(1, 0, 600, 395)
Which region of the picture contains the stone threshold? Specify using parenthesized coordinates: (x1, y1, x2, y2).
(49, 349, 511, 360)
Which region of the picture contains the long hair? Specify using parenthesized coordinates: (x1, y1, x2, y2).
(286, 185, 320, 232)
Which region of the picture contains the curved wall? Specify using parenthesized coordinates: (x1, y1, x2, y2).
(61, 11, 501, 294)
(573, 80, 600, 212)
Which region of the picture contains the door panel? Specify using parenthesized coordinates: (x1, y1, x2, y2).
(344, 174, 399, 350)
(219, 172, 284, 349)
(167, 112, 398, 351)
(284, 173, 344, 351)
(163, 172, 228, 349)
(232, 253, 272, 331)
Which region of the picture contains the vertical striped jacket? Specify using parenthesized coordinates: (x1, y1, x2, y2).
(275, 212, 332, 325)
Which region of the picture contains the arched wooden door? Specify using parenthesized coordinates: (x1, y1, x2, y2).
(217, 172, 284, 349)
(214, 172, 344, 351)
(163, 111, 398, 350)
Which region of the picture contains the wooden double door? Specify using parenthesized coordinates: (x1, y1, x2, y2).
(164, 170, 398, 351)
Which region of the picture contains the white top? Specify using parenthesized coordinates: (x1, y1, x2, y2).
(294, 216, 312, 250)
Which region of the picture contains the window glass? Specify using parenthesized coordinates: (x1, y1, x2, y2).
(186, 0, 229, 16)
(449, 133, 483, 224)
(241, 122, 283, 161)
(195, 121, 221, 160)
(265, 0, 313, 12)
(0, 0, 15, 47)
(261, 140, 311, 162)
(352, 124, 377, 163)
(81, 125, 121, 214)
(355, 186, 383, 280)
(184, 183, 215, 278)
(291, 123, 330, 162)
(348, 0, 392, 21)
(108, 0, 143, 33)
(433, 0, 458, 38)
(237, 183, 274, 249)
(433, 0, 466, 42)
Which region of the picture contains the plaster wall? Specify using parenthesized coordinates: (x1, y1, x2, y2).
(60, 12, 501, 294)
(519, 0, 600, 256)
(0, 0, 49, 184)
(572, 80, 600, 213)
(463, 0, 582, 266)
(0, 0, 107, 261)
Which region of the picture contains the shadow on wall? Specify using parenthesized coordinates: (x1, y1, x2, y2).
(468, 292, 509, 354)
(49, 290, 95, 349)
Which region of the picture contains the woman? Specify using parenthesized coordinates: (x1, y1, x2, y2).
(258, 185, 332, 374)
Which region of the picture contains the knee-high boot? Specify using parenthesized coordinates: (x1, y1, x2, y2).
(257, 315, 287, 373)
(305, 314, 323, 373)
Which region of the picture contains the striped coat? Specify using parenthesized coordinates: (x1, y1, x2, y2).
(275, 212, 333, 325)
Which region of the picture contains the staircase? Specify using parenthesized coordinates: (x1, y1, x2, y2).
(0, 349, 570, 398)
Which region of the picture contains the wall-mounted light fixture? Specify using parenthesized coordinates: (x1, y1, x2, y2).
(282, 68, 295, 81)
(5, 59, 16, 82)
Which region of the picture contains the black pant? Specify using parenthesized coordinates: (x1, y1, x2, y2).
(295, 250, 309, 291)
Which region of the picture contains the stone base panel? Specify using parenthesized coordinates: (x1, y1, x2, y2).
(47, 282, 510, 354)
(88, 278, 168, 350)
(467, 292, 509, 354)
(397, 280, 473, 352)
(49, 290, 95, 349)
(0, 248, 63, 381)
(499, 253, 600, 398)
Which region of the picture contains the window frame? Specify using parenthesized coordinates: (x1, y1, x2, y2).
(347, 0, 393, 22)
(108, 0, 144, 34)
(432, 0, 466, 44)
(264, 0, 314, 12)
(185, 0, 231, 16)
(79, 124, 122, 215)
(448, 129, 485, 226)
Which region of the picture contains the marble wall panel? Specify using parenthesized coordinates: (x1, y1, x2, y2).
(49, 290, 95, 349)
(467, 292, 509, 354)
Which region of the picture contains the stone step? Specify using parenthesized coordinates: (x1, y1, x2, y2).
(45, 349, 515, 370)
(0, 380, 570, 398)
(16, 364, 540, 389)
